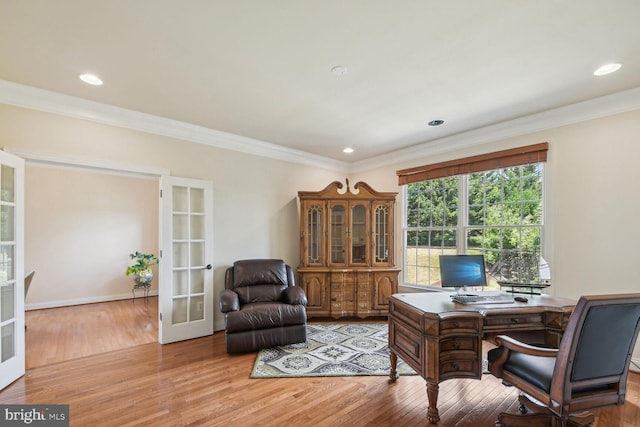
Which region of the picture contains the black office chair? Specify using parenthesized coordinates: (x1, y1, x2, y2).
(488, 293, 640, 427)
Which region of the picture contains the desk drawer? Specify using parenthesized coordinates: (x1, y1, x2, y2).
(389, 320, 422, 370)
(440, 359, 478, 379)
(440, 317, 481, 335)
(440, 337, 478, 352)
(484, 313, 543, 329)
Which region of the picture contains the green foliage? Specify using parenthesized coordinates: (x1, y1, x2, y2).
(406, 164, 543, 285)
(125, 251, 158, 276)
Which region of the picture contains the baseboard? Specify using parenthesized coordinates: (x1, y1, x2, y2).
(631, 357, 640, 374)
(25, 290, 159, 311)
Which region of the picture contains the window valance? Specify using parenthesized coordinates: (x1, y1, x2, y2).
(396, 142, 548, 185)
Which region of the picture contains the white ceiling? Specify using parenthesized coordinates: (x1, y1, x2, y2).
(1, 0, 639, 165)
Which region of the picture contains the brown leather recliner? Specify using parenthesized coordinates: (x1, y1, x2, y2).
(219, 259, 307, 353)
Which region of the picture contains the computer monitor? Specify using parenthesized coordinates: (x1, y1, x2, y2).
(439, 254, 487, 290)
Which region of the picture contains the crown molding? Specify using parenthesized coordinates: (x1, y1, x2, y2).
(0, 79, 350, 173)
(351, 85, 640, 173)
(2, 79, 639, 175)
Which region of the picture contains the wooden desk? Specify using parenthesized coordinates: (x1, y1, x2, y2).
(387, 292, 575, 424)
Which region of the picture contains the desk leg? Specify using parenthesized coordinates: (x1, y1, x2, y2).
(389, 351, 399, 381)
(426, 381, 440, 424)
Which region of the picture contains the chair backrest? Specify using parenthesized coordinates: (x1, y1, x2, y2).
(24, 270, 35, 301)
(550, 294, 640, 406)
(224, 259, 294, 305)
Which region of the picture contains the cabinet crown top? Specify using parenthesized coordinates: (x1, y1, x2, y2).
(298, 180, 397, 200)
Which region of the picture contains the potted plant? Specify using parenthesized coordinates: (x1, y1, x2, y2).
(126, 251, 159, 287)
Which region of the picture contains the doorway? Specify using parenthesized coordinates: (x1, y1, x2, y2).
(24, 162, 161, 367)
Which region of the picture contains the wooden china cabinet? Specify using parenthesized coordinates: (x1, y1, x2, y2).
(297, 180, 399, 319)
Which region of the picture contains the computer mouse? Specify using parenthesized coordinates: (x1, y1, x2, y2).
(514, 296, 528, 303)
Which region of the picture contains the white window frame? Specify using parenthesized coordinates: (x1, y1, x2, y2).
(401, 164, 545, 290)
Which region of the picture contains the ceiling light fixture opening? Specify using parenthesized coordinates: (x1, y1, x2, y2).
(343, 147, 354, 154)
(79, 73, 103, 86)
(331, 66, 348, 76)
(593, 63, 622, 76)
(428, 119, 445, 126)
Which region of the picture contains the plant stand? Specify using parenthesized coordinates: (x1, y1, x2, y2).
(132, 283, 151, 302)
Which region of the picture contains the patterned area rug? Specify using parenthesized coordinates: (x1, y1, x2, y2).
(251, 323, 417, 378)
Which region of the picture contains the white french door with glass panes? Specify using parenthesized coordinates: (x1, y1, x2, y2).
(159, 176, 214, 344)
(0, 151, 24, 391)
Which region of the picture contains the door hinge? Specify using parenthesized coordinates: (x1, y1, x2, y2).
(160, 189, 163, 197)
(159, 312, 162, 322)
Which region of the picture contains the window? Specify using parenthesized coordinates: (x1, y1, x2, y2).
(403, 163, 544, 289)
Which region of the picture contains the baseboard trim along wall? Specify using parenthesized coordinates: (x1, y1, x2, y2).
(25, 290, 159, 311)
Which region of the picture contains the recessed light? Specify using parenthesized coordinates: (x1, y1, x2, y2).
(331, 66, 348, 76)
(428, 119, 444, 126)
(79, 73, 103, 86)
(593, 63, 622, 76)
(343, 147, 354, 154)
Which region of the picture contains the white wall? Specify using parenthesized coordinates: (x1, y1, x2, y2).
(0, 103, 344, 331)
(3, 102, 640, 361)
(354, 109, 640, 363)
(25, 164, 159, 308)
(356, 109, 640, 300)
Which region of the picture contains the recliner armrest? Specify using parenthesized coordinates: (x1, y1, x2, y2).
(220, 289, 240, 312)
(283, 286, 307, 306)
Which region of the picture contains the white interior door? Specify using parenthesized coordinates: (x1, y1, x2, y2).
(0, 151, 24, 390)
(159, 176, 214, 344)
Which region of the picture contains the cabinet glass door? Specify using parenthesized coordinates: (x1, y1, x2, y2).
(373, 202, 392, 265)
(330, 202, 346, 264)
(304, 203, 323, 265)
(351, 204, 367, 264)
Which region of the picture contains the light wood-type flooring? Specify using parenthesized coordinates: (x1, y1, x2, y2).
(1, 297, 638, 426)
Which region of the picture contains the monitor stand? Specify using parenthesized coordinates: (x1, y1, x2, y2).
(451, 287, 478, 297)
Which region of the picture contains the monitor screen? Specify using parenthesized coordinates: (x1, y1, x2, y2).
(439, 255, 487, 289)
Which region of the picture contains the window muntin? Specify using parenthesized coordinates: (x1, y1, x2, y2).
(403, 164, 543, 288)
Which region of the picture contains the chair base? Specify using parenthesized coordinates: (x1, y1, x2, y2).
(495, 394, 595, 427)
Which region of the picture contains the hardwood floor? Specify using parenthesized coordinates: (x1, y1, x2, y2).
(25, 296, 158, 369)
(2, 298, 639, 426)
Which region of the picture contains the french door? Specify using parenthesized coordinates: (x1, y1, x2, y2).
(159, 176, 214, 344)
(0, 151, 24, 390)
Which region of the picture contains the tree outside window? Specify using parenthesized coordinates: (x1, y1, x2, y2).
(404, 164, 543, 288)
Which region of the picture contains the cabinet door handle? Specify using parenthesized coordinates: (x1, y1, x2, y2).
(453, 341, 460, 350)
(511, 318, 519, 324)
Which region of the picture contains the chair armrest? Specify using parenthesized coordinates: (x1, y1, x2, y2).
(495, 335, 559, 358)
(283, 286, 307, 306)
(489, 334, 559, 377)
(219, 289, 240, 313)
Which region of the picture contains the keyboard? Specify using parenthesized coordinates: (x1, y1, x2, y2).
(451, 294, 514, 305)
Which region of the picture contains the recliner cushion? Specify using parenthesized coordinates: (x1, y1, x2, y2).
(235, 284, 287, 305)
(224, 302, 307, 334)
(233, 259, 288, 287)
